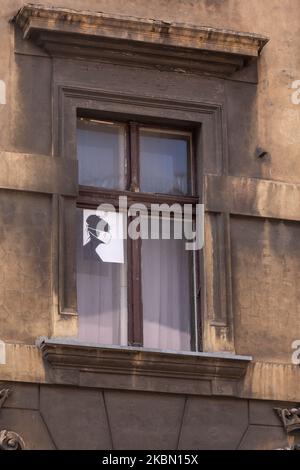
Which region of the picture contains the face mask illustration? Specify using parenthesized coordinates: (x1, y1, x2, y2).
(83, 210, 124, 264)
(85, 215, 112, 245)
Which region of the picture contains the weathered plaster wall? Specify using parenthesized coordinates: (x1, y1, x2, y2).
(0, 1, 299, 442)
(231, 216, 300, 362)
(0, 191, 52, 343)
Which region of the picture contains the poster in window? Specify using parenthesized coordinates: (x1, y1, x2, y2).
(83, 209, 124, 263)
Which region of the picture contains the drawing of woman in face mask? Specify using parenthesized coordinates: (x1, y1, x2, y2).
(84, 214, 112, 261)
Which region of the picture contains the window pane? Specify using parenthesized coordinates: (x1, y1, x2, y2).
(77, 119, 126, 189)
(140, 129, 190, 195)
(141, 234, 192, 352)
(76, 209, 127, 346)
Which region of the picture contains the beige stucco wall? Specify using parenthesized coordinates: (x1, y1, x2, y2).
(0, 0, 299, 405)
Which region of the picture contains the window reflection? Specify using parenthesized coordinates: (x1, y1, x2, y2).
(77, 119, 126, 189)
(140, 129, 190, 195)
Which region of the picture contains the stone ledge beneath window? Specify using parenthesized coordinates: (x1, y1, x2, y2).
(14, 4, 268, 77)
(37, 338, 252, 386)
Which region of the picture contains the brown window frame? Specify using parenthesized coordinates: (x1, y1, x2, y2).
(77, 118, 202, 351)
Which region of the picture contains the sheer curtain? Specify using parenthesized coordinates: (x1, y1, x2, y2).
(141, 237, 192, 351)
(76, 210, 127, 345)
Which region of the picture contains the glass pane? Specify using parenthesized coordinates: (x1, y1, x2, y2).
(141, 229, 192, 351)
(76, 208, 127, 346)
(77, 119, 126, 189)
(140, 129, 190, 195)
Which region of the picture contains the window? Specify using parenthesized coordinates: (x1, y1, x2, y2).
(76, 117, 201, 352)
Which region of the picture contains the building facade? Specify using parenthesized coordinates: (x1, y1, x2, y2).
(0, 0, 299, 450)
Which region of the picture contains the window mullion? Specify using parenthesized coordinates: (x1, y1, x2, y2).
(128, 234, 143, 346)
(129, 121, 140, 193)
(127, 121, 143, 346)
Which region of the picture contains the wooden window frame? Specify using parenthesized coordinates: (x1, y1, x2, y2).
(54, 85, 235, 355)
(77, 118, 201, 350)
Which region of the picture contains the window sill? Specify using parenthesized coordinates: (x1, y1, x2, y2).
(38, 337, 251, 396)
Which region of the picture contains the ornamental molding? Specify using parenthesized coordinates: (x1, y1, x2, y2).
(38, 337, 251, 382)
(13, 4, 268, 77)
(275, 407, 300, 435)
(274, 406, 300, 450)
(0, 389, 25, 451)
(0, 430, 25, 451)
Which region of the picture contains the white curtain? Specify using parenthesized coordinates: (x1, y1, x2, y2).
(77, 209, 192, 350)
(141, 237, 192, 351)
(76, 210, 126, 345)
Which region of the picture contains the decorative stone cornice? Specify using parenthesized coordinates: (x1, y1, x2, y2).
(38, 337, 251, 382)
(13, 4, 269, 77)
